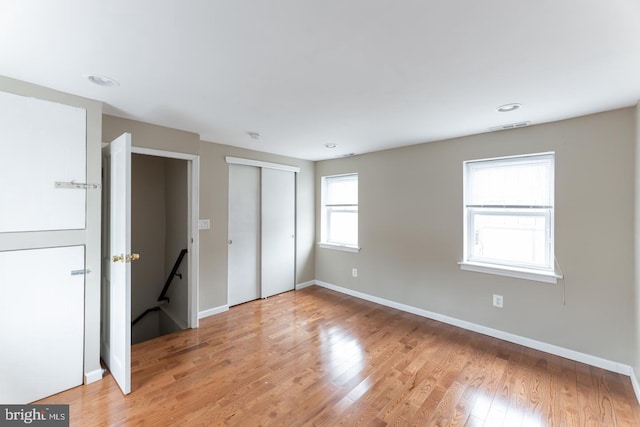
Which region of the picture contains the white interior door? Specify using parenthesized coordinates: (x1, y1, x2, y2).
(261, 168, 295, 298)
(101, 133, 132, 394)
(0, 246, 85, 404)
(227, 164, 261, 306)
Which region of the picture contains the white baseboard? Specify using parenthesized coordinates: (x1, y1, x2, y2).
(84, 368, 104, 385)
(198, 304, 229, 319)
(631, 369, 640, 405)
(296, 280, 315, 290)
(313, 280, 635, 379)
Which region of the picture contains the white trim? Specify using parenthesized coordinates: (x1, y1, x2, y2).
(225, 156, 300, 173)
(318, 242, 361, 253)
(84, 368, 104, 385)
(311, 280, 633, 377)
(465, 151, 556, 166)
(189, 156, 200, 328)
(630, 369, 640, 405)
(132, 146, 198, 161)
(130, 146, 201, 328)
(198, 305, 229, 319)
(459, 261, 561, 284)
(296, 280, 316, 290)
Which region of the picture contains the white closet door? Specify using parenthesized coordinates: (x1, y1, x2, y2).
(227, 164, 261, 306)
(0, 246, 85, 404)
(261, 168, 295, 298)
(0, 91, 86, 233)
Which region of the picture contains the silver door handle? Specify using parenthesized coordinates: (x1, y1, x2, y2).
(228, 240, 232, 245)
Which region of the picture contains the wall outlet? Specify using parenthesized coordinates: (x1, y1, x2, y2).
(198, 219, 211, 230)
(493, 294, 503, 308)
(352, 268, 358, 278)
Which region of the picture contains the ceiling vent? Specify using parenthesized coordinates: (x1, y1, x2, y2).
(489, 121, 531, 132)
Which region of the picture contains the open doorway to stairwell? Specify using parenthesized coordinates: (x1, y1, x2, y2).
(130, 153, 190, 344)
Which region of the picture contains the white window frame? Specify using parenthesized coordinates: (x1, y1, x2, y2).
(319, 173, 360, 252)
(459, 152, 562, 284)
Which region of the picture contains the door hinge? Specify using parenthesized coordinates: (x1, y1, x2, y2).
(55, 181, 101, 190)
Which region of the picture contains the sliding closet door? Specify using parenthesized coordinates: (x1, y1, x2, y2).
(227, 164, 261, 306)
(261, 168, 295, 298)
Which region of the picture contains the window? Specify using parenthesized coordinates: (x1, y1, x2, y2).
(461, 152, 559, 283)
(320, 173, 358, 250)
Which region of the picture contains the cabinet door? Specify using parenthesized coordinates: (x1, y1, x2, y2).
(261, 168, 295, 298)
(0, 91, 86, 233)
(0, 246, 85, 403)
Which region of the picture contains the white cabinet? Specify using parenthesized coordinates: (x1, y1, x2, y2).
(0, 85, 95, 404)
(0, 246, 85, 403)
(0, 91, 87, 233)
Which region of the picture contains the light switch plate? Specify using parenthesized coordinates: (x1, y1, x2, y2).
(198, 219, 211, 230)
(493, 294, 503, 308)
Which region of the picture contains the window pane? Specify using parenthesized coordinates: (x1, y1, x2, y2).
(322, 173, 358, 246)
(327, 209, 358, 245)
(468, 156, 553, 206)
(470, 212, 549, 268)
(326, 175, 358, 205)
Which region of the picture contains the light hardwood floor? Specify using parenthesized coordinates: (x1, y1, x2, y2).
(38, 286, 640, 426)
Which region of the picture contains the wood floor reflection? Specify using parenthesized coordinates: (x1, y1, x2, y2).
(38, 285, 640, 426)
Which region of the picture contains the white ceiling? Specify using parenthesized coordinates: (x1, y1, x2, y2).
(1, 1, 639, 160)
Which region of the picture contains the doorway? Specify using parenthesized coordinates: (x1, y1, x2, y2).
(129, 146, 199, 331)
(130, 153, 189, 344)
(101, 138, 200, 395)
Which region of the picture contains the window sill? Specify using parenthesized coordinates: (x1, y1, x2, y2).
(458, 261, 562, 284)
(318, 242, 361, 253)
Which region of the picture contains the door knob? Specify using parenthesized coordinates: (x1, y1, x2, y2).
(228, 240, 233, 245)
(112, 253, 140, 263)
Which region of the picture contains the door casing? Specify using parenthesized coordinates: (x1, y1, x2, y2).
(101, 143, 200, 394)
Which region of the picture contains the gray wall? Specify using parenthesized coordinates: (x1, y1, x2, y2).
(316, 108, 636, 365)
(103, 115, 316, 313)
(163, 157, 189, 326)
(103, 115, 200, 155)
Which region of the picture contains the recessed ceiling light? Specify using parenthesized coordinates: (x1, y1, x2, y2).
(247, 132, 261, 140)
(497, 103, 522, 112)
(87, 74, 119, 87)
(324, 143, 338, 148)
